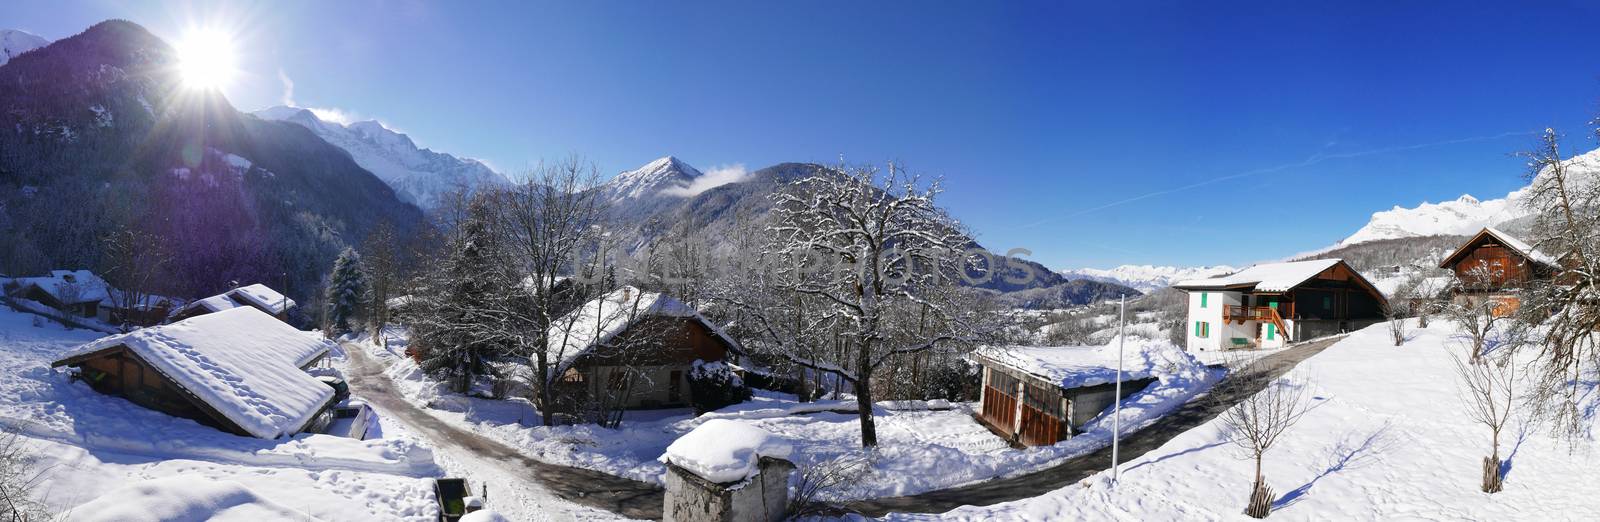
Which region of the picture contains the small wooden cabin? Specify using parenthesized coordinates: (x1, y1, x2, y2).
(544, 286, 741, 414)
(1173, 259, 1389, 352)
(168, 283, 297, 323)
(52, 307, 336, 439)
(972, 347, 1156, 447)
(99, 290, 183, 327)
(5, 269, 110, 319)
(1438, 227, 1556, 316)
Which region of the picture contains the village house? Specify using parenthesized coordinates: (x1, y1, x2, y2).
(51, 307, 339, 439)
(167, 283, 297, 323)
(971, 346, 1157, 447)
(4, 269, 111, 319)
(1437, 227, 1557, 317)
(1173, 259, 1389, 352)
(544, 286, 742, 415)
(99, 289, 184, 327)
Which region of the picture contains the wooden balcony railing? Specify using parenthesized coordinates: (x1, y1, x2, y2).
(1223, 305, 1290, 340)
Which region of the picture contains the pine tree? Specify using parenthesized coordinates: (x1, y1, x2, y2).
(325, 247, 370, 336)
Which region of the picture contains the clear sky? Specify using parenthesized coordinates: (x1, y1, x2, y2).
(9, 1, 1600, 270)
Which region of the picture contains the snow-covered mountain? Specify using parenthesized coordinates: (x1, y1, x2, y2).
(1338, 146, 1600, 246)
(1059, 264, 1237, 293)
(602, 156, 703, 202)
(253, 106, 510, 208)
(0, 29, 49, 66)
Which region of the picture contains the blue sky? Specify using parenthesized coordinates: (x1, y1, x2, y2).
(9, 1, 1600, 270)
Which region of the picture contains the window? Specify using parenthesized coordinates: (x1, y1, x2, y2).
(1194, 321, 1210, 338)
(1200, 292, 1208, 308)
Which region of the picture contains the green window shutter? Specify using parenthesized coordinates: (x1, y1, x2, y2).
(1194, 321, 1200, 336)
(1267, 323, 1276, 340)
(1200, 293, 1208, 308)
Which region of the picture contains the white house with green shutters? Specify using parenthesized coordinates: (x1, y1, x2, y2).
(1172, 259, 1389, 352)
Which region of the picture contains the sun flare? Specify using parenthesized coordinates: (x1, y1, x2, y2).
(175, 28, 236, 90)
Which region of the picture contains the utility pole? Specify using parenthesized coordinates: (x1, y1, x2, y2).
(1112, 293, 1125, 483)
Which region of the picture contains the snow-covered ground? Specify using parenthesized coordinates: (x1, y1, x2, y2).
(0, 307, 447, 520)
(359, 331, 1223, 502)
(886, 319, 1600, 520)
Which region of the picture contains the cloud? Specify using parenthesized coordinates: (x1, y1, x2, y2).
(275, 68, 358, 125)
(277, 68, 295, 106)
(661, 163, 750, 197)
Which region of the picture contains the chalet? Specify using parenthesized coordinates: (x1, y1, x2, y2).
(971, 346, 1156, 447)
(168, 283, 297, 322)
(99, 289, 184, 327)
(5, 269, 110, 318)
(545, 286, 741, 414)
(1172, 259, 1389, 352)
(51, 307, 338, 439)
(1438, 227, 1557, 316)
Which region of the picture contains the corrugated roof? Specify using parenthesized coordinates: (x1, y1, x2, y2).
(1171, 259, 1342, 292)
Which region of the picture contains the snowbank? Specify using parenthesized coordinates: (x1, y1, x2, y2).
(891, 320, 1600, 520)
(660, 419, 793, 483)
(68, 476, 319, 521)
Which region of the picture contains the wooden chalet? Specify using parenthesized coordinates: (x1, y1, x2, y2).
(1172, 259, 1389, 351)
(544, 286, 741, 415)
(168, 283, 297, 323)
(99, 289, 183, 327)
(972, 346, 1156, 447)
(4, 269, 110, 319)
(52, 307, 337, 439)
(1438, 227, 1557, 316)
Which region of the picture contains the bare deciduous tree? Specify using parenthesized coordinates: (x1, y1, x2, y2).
(100, 225, 174, 330)
(1513, 126, 1600, 441)
(0, 424, 50, 521)
(1445, 264, 1512, 363)
(362, 220, 402, 340)
(721, 162, 995, 447)
(787, 452, 871, 517)
(493, 157, 609, 426)
(1219, 370, 1314, 518)
(1450, 348, 1518, 493)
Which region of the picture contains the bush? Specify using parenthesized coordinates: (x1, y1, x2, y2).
(687, 359, 752, 415)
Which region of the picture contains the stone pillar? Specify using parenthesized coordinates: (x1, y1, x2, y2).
(664, 457, 795, 522)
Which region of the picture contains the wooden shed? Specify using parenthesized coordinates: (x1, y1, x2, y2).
(168, 283, 297, 323)
(52, 307, 337, 439)
(5, 269, 110, 319)
(971, 346, 1156, 447)
(544, 286, 742, 414)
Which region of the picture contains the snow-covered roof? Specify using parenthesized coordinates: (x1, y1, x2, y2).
(229, 283, 297, 314)
(1171, 259, 1343, 292)
(659, 419, 793, 483)
(1440, 227, 1558, 269)
(974, 337, 1173, 389)
(100, 289, 183, 310)
(55, 307, 335, 439)
(172, 283, 296, 318)
(545, 286, 738, 373)
(9, 269, 110, 304)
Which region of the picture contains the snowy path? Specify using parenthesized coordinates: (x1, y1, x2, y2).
(846, 336, 1343, 517)
(343, 344, 664, 520)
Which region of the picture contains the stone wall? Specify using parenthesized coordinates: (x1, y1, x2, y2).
(664, 458, 794, 522)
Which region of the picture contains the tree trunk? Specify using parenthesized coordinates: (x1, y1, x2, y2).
(856, 345, 878, 447)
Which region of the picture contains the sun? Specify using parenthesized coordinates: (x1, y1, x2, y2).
(175, 28, 237, 90)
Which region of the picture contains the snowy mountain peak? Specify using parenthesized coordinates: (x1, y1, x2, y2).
(1338, 146, 1600, 246)
(1059, 264, 1237, 294)
(0, 29, 50, 67)
(604, 156, 704, 201)
(252, 106, 510, 208)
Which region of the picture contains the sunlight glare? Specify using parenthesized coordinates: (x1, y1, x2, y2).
(176, 28, 236, 90)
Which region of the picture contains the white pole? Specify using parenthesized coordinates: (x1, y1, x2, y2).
(1113, 294, 1125, 483)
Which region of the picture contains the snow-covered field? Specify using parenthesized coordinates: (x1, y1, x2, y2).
(887, 319, 1600, 520)
(0, 307, 443, 520)
(361, 332, 1222, 502)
